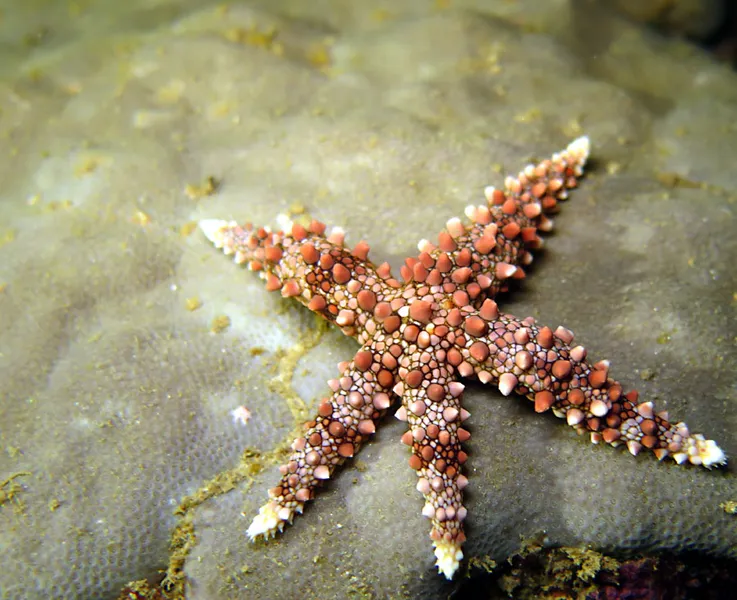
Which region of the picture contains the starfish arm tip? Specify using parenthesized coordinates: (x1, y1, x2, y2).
(689, 436, 727, 468)
(433, 539, 463, 580)
(246, 501, 288, 541)
(568, 135, 590, 158)
(198, 218, 232, 245)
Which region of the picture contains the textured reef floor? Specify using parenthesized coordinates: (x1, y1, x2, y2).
(0, 1, 735, 599)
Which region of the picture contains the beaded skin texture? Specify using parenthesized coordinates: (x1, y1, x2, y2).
(199, 138, 726, 579)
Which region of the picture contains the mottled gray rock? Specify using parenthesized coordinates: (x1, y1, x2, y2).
(0, 1, 735, 599)
(600, 0, 726, 38)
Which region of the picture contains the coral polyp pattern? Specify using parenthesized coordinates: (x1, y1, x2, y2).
(199, 138, 726, 579)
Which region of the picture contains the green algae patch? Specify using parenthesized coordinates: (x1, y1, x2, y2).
(0, 472, 32, 512)
(495, 535, 619, 599)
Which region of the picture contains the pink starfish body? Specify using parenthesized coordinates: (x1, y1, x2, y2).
(199, 137, 725, 579)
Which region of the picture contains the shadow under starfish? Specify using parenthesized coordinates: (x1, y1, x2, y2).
(199, 137, 726, 579)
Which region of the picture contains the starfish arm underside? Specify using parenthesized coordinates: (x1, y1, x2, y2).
(246, 346, 395, 540)
(452, 304, 726, 468)
(393, 353, 469, 579)
(406, 136, 590, 306)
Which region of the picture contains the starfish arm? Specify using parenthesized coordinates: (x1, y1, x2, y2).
(407, 137, 590, 305)
(246, 346, 396, 540)
(394, 353, 469, 579)
(199, 217, 406, 338)
(451, 304, 726, 468)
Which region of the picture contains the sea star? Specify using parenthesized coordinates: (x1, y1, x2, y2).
(199, 137, 726, 579)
